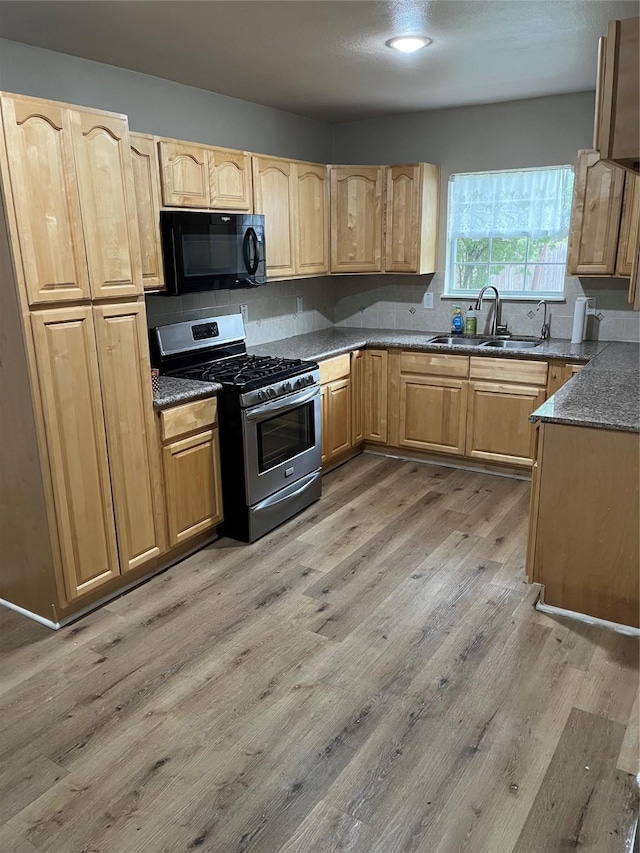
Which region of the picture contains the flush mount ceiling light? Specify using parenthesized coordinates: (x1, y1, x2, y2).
(386, 35, 432, 54)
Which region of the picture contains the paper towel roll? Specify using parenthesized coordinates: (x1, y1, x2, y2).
(571, 297, 588, 344)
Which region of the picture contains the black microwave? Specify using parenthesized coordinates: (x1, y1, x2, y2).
(160, 211, 267, 294)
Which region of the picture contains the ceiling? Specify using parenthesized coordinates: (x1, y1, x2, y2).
(0, 0, 637, 123)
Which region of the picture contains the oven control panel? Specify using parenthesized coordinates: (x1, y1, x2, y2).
(240, 369, 320, 409)
(192, 322, 219, 341)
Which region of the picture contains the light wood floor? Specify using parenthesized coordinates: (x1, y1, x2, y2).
(1, 454, 638, 853)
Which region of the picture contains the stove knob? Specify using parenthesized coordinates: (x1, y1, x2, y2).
(258, 390, 265, 401)
(282, 381, 292, 393)
(269, 387, 277, 398)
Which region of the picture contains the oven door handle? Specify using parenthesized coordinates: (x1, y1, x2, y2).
(244, 385, 319, 420)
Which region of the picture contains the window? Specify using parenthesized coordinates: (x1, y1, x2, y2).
(445, 166, 574, 299)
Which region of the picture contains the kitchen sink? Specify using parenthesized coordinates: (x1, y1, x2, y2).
(480, 339, 541, 350)
(428, 336, 488, 347)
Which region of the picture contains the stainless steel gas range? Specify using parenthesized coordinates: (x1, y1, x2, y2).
(151, 314, 321, 542)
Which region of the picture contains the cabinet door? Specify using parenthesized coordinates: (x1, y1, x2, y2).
(466, 381, 546, 467)
(567, 150, 626, 276)
(163, 429, 223, 547)
(71, 109, 142, 299)
(252, 155, 296, 279)
(1, 95, 90, 305)
(322, 378, 352, 465)
(351, 350, 364, 445)
(364, 349, 388, 443)
(94, 301, 164, 572)
(209, 148, 252, 210)
(294, 162, 329, 276)
(158, 140, 211, 207)
(130, 133, 164, 291)
(398, 374, 468, 455)
(30, 306, 120, 600)
(616, 172, 640, 277)
(385, 164, 421, 273)
(331, 166, 384, 273)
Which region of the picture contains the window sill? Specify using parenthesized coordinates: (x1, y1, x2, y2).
(441, 293, 566, 303)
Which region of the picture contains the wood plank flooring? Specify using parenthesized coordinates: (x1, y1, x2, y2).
(1, 454, 638, 853)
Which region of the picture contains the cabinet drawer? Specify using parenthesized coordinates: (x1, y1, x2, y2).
(400, 351, 470, 378)
(160, 397, 218, 443)
(470, 356, 547, 386)
(319, 352, 351, 384)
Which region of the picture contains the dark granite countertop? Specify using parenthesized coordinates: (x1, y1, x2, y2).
(153, 376, 221, 410)
(248, 327, 606, 363)
(248, 327, 638, 433)
(530, 341, 639, 433)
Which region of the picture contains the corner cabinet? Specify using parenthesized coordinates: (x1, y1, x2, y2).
(129, 132, 164, 291)
(330, 166, 384, 273)
(364, 349, 388, 443)
(384, 163, 440, 274)
(617, 172, 640, 277)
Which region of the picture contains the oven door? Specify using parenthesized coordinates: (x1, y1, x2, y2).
(242, 385, 321, 506)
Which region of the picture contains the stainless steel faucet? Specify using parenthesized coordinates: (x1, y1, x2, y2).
(537, 300, 550, 340)
(475, 285, 502, 336)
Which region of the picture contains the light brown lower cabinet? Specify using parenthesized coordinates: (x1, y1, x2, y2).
(398, 374, 468, 455)
(30, 300, 166, 603)
(351, 350, 364, 445)
(162, 426, 223, 547)
(527, 423, 639, 628)
(321, 377, 352, 466)
(364, 349, 388, 443)
(30, 305, 121, 600)
(465, 381, 546, 467)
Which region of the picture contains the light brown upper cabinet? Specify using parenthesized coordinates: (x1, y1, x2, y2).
(130, 133, 164, 291)
(158, 140, 211, 207)
(209, 147, 252, 210)
(594, 16, 639, 174)
(617, 172, 640, 277)
(384, 163, 440, 274)
(158, 138, 252, 211)
(0, 94, 91, 305)
(330, 166, 384, 273)
(71, 108, 143, 299)
(293, 161, 329, 276)
(252, 155, 297, 279)
(567, 149, 627, 276)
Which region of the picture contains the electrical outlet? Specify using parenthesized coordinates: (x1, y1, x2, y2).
(240, 304, 248, 324)
(422, 292, 434, 309)
(296, 296, 304, 314)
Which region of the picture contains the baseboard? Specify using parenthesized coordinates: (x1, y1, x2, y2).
(0, 532, 218, 631)
(535, 600, 640, 637)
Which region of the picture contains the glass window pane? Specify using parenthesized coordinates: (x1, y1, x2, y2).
(455, 264, 489, 290)
(525, 264, 566, 293)
(455, 237, 489, 263)
(489, 264, 526, 291)
(490, 237, 528, 263)
(527, 236, 568, 263)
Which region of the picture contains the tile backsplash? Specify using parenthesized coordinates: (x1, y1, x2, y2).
(332, 272, 640, 343)
(146, 272, 640, 345)
(145, 277, 335, 345)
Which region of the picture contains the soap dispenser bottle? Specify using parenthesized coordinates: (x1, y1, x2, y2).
(451, 305, 464, 335)
(464, 304, 477, 335)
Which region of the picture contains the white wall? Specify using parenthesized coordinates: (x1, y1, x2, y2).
(332, 93, 639, 342)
